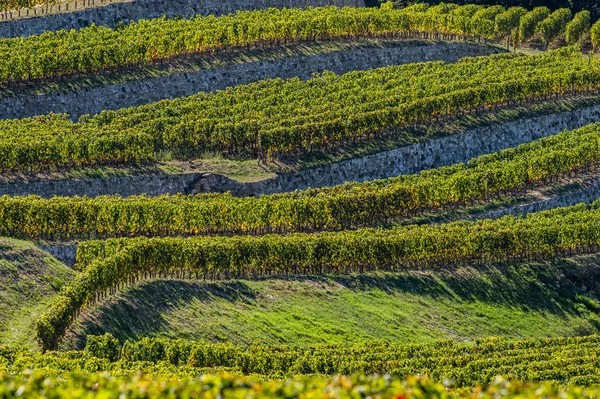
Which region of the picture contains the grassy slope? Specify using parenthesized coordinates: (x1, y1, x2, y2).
(0, 238, 75, 348)
(63, 254, 600, 350)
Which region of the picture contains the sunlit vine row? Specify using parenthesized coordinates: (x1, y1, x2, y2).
(1, 47, 598, 170)
(0, 2, 576, 84)
(5, 335, 600, 387)
(36, 200, 600, 349)
(3, 121, 600, 242)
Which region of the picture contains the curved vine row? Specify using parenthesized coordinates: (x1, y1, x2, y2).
(0, 3, 489, 84)
(36, 200, 600, 349)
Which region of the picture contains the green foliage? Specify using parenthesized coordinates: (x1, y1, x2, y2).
(0, 3, 581, 87)
(394, 1, 598, 23)
(471, 5, 505, 38)
(7, 336, 600, 387)
(0, 48, 598, 172)
(536, 8, 572, 46)
(3, 372, 600, 399)
(0, 3, 516, 86)
(518, 7, 550, 43)
(112, 335, 600, 384)
(565, 10, 591, 45)
(593, 19, 600, 48)
(495, 6, 527, 37)
(36, 200, 600, 350)
(84, 333, 120, 362)
(3, 119, 600, 243)
(446, 4, 484, 35)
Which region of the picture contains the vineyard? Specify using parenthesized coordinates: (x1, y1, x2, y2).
(33, 199, 600, 350)
(5, 373, 600, 399)
(2, 47, 600, 171)
(0, 3, 594, 84)
(0, 121, 600, 240)
(4, 0, 600, 397)
(2, 335, 600, 385)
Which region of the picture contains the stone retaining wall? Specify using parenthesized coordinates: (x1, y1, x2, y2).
(5, 103, 600, 199)
(0, 42, 499, 120)
(40, 244, 79, 267)
(1, 173, 204, 198)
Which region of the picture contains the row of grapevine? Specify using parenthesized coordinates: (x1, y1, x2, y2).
(2, 371, 600, 398)
(566, 10, 591, 45)
(494, 6, 525, 48)
(36, 200, 600, 349)
(592, 18, 600, 48)
(517, 7, 550, 43)
(0, 2, 583, 85)
(537, 8, 573, 47)
(1, 47, 598, 171)
(106, 335, 600, 385)
(3, 121, 600, 242)
(5, 335, 600, 387)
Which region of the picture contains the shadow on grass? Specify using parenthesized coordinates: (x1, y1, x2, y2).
(63, 254, 600, 349)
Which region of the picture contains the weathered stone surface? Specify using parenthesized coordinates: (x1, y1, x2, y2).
(0, 0, 363, 38)
(39, 244, 79, 267)
(472, 180, 600, 221)
(0, 173, 204, 198)
(0, 42, 499, 120)
(4, 103, 600, 199)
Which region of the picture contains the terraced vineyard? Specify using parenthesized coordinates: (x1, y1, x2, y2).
(2, 47, 600, 171)
(2, 121, 600, 239)
(4, 0, 600, 398)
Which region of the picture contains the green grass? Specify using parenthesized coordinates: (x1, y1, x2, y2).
(0, 238, 75, 348)
(62, 254, 600, 350)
